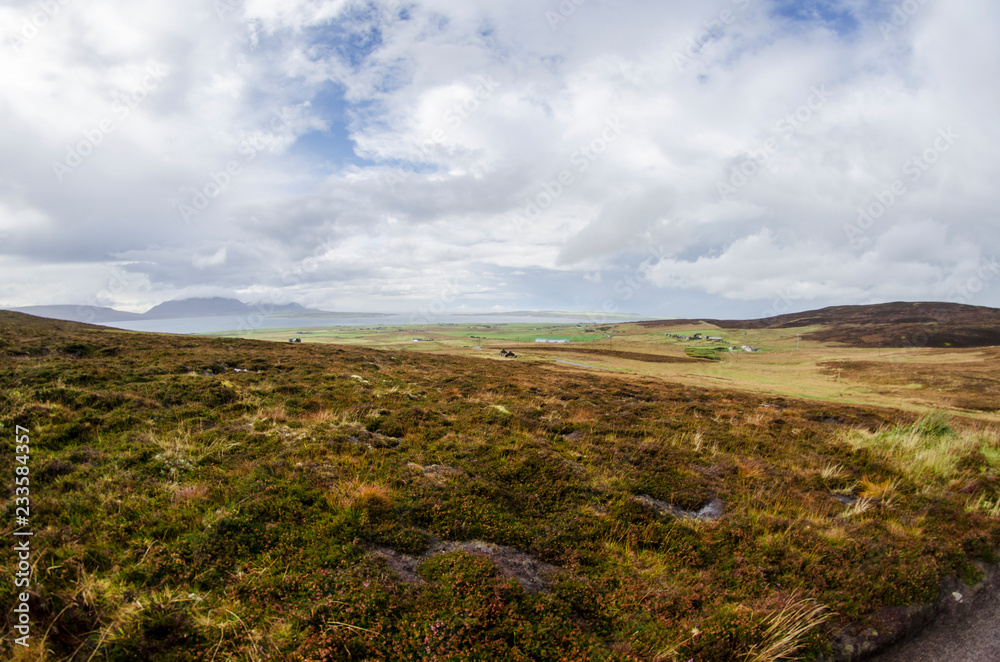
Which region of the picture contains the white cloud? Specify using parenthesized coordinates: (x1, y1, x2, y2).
(193, 246, 228, 269)
(0, 0, 998, 316)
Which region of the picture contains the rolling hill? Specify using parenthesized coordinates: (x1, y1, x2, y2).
(634, 301, 1000, 348)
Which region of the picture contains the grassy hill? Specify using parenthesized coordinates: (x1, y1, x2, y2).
(1, 311, 998, 660)
(634, 302, 1000, 348)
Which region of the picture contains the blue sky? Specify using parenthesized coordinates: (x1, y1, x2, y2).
(288, 81, 367, 171)
(0, 0, 998, 317)
(771, 0, 862, 36)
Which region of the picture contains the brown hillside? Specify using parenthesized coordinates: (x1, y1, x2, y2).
(632, 302, 1000, 348)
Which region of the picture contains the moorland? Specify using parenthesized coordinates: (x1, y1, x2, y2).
(1, 301, 999, 661)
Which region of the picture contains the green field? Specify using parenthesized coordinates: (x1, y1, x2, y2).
(212, 322, 611, 349)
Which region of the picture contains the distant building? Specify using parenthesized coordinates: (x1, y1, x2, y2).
(691, 333, 703, 340)
(742, 345, 759, 352)
(708, 336, 724, 342)
(535, 338, 570, 343)
(412, 338, 432, 342)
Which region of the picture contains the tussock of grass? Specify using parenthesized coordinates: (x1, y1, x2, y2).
(967, 494, 1000, 518)
(743, 597, 831, 662)
(858, 476, 900, 501)
(819, 462, 845, 481)
(839, 496, 875, 519)
(843, 412, 1000, 484)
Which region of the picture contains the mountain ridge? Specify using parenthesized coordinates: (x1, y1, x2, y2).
(4, 297, 339, 323)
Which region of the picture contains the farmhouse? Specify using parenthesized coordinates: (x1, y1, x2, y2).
(535, 338, 570, 343)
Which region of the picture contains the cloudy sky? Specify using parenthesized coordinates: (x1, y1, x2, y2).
(1, 0, 997, 318)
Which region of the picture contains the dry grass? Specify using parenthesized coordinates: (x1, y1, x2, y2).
(332, 480, 393, 512)
(858, 477, 900, 502)
(301, 409, 337, 425)
(966, 494, 1000, 518)
(884, 517, 925, 538)
(819, 463, 845, 481)
(736, 458, 768, 480)
(743, 597, 831, 662)
(819, 525, 849, 542)
(842, 412, 1000, 485)
(255, 404, 288, 423)
(148, 426, 241, 467)
(170, 483, 211, 503)
(840, 497, 875, 519)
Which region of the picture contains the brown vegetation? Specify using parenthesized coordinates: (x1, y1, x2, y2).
(822, 349, 1000, 412)
(634, 302, 1000, 348)
(0, 311, 997, 661)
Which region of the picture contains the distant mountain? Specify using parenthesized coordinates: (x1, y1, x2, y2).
(634, 301, 1000, 348)
(6, 297, 339, 323)
(143, 297, 281, 319)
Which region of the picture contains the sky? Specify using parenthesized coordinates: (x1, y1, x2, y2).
(0, 0, 998, 319)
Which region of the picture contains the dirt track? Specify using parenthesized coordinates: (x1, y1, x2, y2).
(867, 567, 1000, 662)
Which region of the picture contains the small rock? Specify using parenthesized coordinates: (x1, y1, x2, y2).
(696, 498, 725, 520)
(635, 494, 725, 521)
